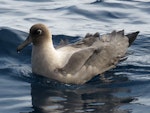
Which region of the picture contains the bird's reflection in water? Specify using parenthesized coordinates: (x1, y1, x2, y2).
(29, 71, 134, 113)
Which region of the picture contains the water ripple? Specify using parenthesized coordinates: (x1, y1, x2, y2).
(0, 0, 150, 113)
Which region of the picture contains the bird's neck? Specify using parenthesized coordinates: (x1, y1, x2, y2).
(31, 41, 58, 73)
(32, 39, 57, 59)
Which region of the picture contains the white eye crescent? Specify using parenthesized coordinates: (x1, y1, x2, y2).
(36, 29, 42, 35)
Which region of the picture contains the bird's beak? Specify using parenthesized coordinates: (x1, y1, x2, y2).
(17, 35, 32, 52)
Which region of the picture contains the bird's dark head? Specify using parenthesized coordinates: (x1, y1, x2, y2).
(17, 23, 52, 52)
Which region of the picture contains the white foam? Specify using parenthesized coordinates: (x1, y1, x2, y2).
(133, 97, 150, 106)
(127, 55, 150, 65)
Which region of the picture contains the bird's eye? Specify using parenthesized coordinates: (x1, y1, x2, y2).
(35, 29, 42, 35)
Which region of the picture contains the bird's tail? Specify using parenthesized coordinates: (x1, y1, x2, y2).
(126, 31, 140, 47)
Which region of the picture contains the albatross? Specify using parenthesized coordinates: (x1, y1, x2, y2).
(17, 23, 139, 84)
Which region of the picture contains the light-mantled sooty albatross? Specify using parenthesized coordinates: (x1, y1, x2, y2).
(17, 23, 139, 84)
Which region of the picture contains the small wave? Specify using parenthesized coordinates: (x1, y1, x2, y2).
(66, 5, 129, 22)
(127, 55, 150, 65)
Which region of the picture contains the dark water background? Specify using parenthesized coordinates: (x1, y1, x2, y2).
(0, 0, 150, 113)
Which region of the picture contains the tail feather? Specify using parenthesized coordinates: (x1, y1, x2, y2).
(126, 31, 140, 47)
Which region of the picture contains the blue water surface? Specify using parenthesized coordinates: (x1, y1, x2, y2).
(0, 0, 150, 113)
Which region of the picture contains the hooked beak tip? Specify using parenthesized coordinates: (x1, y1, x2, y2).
(16, 47, 21, 53)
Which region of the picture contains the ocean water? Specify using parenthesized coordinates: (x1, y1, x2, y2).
(0, 0, 150, 113)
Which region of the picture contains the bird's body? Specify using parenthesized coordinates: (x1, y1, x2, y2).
(17, 24, 139, 84)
